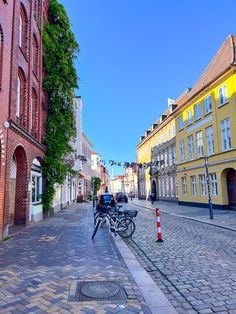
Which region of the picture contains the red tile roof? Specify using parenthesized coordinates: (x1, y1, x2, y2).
(176, 34, 236, 106)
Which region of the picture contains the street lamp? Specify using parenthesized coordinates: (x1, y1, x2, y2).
(202, 155, 214, 220)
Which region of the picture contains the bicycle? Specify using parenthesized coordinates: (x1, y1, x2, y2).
(91, 205, 136, 239)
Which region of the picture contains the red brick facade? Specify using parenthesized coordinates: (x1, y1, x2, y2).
(0, 0, 49, 238)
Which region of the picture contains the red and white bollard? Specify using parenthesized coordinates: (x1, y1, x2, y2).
(156, 208, 164, 242)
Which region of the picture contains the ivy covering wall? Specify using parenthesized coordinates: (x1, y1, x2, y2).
(42, 0, 79, 211)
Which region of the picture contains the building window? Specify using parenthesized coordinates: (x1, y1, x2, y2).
(172, 146, 176, 164)
(178, 115, 184, 130)
(170, 177, 174, 197)
(199, 175, 206, 196)
(168, 129, 170, 140)
(31, 89, 38, 138)
(204, 95, 212, 114)
(206, 126, 214, 155)
(31, 175, 42, 203)
(34, 0, 40, 24)
(164, 132, 167, 142)
(164, 151, 168, 167)
(180, 140, 185, 162)
(169, 148, 172, 166)
(161, 152, 164, 168)
(196, 131, 203, 157)
(175, 176, 178, 197)
(158, 179, 161, 197)
(188, 135, 194, 160)
(160, 134, 163, 144)
(219, 84, 228, 106)
(181, 177, 187, 196)
(194, 103, 201, 120)
(19, 6, 28, 55)
(210, 173, 218, 196)
(172, 125, 176, 136)
(187, 110, 193, 125)
(32, 35, 39, 76)
(16, 76, 21, 117)
(220, 118, 231, 151)
(191, 176, 197, 195)
(0, 24, 3, 89)
(162, 178, 165, 196)
(166, 177, 169, 197)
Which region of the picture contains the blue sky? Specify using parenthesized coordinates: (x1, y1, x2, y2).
(59, 0, 236, 175)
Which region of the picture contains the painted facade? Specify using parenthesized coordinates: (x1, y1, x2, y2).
(176, 35, 236, 209)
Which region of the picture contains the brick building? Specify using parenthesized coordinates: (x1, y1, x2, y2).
(0, 0, 49, 238)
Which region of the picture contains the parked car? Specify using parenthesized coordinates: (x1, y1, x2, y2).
(115, 192, 128, 203)
(97, 193, 117, 210)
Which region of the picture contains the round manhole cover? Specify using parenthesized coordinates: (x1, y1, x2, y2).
(81, 281, 120, 299)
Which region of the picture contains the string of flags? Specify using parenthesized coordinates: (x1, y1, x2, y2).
(76, 155, 165, 169)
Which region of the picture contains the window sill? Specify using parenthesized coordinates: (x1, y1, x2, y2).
(204, 110, 212, 117)
(32, 201, 42, 206)
(219, 101, 229, 108)
(194, 117, 202, 122)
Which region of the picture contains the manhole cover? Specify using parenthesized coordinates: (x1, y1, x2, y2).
(81, 281, 120, 299)
(68, 280, 126, 302)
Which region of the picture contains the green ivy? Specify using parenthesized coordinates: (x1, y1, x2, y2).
(42, 0, 79, 211)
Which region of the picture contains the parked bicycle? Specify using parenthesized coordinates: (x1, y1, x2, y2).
(92, 204, 137, 239)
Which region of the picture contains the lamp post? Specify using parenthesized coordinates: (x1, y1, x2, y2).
(203, 155, 214, 220)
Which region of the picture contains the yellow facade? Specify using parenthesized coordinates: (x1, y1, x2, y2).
(137, 116, 176, 198)
(176, 69, 236, 208)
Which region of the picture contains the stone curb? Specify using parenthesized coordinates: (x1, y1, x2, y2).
(113, 236, 178, 314)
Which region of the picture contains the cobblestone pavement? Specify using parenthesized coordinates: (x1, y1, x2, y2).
(131, 199, 236, 231)
(125, 202, 236, 314)
(0, 203, 150, 314)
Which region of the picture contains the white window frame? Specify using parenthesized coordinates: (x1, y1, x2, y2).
(187, 110, 193, 125)
(199, 175, 206, 196)
(180, 140, 185, 162)
(172, 125, 176, 137)
(196, 131, 203, 157)
(188, 135, 194, 160)
(158, 178, 161, 196)
(190, 176, 197, 195)
(162, 178, 165, 197)
(219, 84, 228, 106)
(16, 76, 21, 117)
(166, 177, 169, 197)
(178, 115, 184, 130)
(181, 177, 187, 196)
(204, 95, 212, 114)
(206, 126, 214, 155)
(170, 177, 174, 197)
(220, 118, 231, 151)
(31, 172, 42, 204)
(169, 148, 172, 166)
(175, 176, 178, 197)
(210, 173, 218, 196)
(194, 103, 201, 120)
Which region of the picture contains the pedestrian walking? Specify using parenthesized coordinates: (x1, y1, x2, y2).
(130, 192, 133, 202)
(150, 192, 155, 205)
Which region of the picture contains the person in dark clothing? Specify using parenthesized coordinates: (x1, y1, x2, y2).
(150, 192, 155, 204)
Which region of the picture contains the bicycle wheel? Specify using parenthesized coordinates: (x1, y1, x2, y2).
(94, 211, 99, 225)
(117, 217, 135, 238)
(92, 217, 102, 239)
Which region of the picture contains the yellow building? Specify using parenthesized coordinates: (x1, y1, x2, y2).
(136, 103, 178, 200)
(176, 35, 236, 209)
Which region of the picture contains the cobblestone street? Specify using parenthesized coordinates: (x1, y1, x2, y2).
(126, 202, 236, 314)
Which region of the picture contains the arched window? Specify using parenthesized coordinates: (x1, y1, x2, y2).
(19, 6, 28, 55)
(30, 88, 38, 138)
(0, 24, 4, 89)
(32, 35, 38, 76)
(16, 68, 26, 126)
(34, 0, 40, 24)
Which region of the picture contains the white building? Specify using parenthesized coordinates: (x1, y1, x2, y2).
(53, 96, 83, 211)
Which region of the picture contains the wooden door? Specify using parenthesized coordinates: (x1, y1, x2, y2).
(227, 169, 236, 209)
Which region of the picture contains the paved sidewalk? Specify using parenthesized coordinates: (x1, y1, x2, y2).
(0, 202, 151, 314)
(131, 199, 236, 231)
